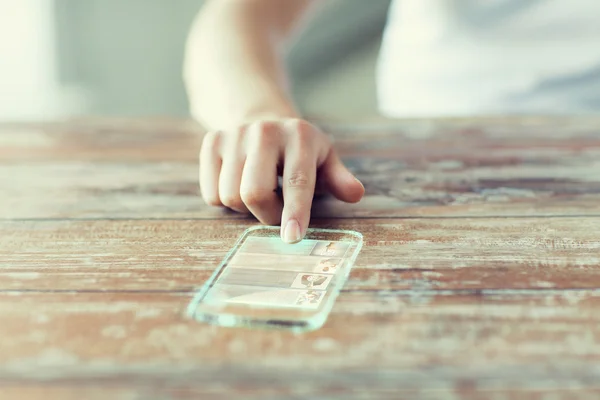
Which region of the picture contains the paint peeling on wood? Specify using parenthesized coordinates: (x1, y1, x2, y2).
(1, 218, 600, 291)
(2, 117, 600, 218)
(1, 117, 599, 397)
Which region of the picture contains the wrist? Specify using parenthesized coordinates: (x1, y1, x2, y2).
(238, 103, 300, 125)
(196, 102, 300, 131)
(188, 76, 300, 130)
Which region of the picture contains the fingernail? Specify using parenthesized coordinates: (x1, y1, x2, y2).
(354, 176, 365, 189)
(283, 219, 302, 244)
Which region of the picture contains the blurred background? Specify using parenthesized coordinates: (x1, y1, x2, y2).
(0, 0, 391, 121)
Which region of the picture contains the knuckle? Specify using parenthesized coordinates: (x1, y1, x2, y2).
(257, 120, 280, 134)
(201, 190, 222, 206)
(289, 120, 316, 146)
(220, 130, 246, 155)
(202, 130, 222, 151)
(248, 121, 281, 145)
(240, 187, 273, 206)
(203, 130, 219, 141)
(203, 196, 222, 207)
(237, 125, 248, 137)
(235, 124, 251, 139)
(287, 171, 311, 188)
(220, 194, 245, 210)
(293, 119, 315, 136)
(221, 127, 246, 148)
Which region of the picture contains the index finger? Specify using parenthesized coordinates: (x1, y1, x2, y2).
(280, 137, 318, 244)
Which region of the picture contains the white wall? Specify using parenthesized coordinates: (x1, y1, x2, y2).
(0, 0, 87, 120)
(296, 40, 381, 119)
(0, 0, 386, 121)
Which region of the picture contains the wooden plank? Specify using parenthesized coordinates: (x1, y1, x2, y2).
(2, 117, 600, 218)
(2, 116, 600, 396)
(0, 387, 139, 400)
(2, 160, 599, 219)
(0, 291, 598, 391)
(0, 162, 234, 219)
(318, 115, 600, 218)
(2, 116, 599, 162)
(0, 118, 203, 162)
(1, 218, 599, 292)
(0, 386, 598, 400)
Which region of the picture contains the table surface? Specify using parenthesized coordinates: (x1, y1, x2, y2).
(1, 116, 600, 399)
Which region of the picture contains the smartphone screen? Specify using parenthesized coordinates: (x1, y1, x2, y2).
(187, 227, 363, 331)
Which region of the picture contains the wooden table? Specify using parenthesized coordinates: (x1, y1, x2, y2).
(1, 116, 599, 399)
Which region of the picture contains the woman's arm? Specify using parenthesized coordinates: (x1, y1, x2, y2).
(184, 0, 313, 129)
(183, 0, 364, 243)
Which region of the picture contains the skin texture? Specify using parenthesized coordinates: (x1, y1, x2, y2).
(184, 0, 365, 243)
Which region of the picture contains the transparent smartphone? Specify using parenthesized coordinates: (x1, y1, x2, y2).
(187, 226, 363, 332)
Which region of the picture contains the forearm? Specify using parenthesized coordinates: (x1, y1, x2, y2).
(183, 0, 314, 130)
(189, 1, 363, 240)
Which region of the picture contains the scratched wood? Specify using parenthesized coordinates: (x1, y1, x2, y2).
(0, 388, 597, 400)
(0, 118, 203, 162)
(2, 216, 600, 289)
(2, 116, 600, 218)
(0, 291, 598, 393)
(0, 389, 598, 400)
(1, 117, 600, 398)
(1, 218, 600, 292)
(0, 390, 597, 400)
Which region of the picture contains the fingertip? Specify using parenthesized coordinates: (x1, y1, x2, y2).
(345, 177, 366, 203)
(281, 218, 303, 244)
(319, 150, 364, 202)
(326, 170, 365, 203)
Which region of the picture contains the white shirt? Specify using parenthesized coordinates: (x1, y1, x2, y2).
(376, 0, 600, 117)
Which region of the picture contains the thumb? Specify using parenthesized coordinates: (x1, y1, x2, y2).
(319, 150, 365, 203)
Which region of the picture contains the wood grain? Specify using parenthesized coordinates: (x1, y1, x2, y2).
(2, 218, 600, 292)
(0, 291, 598, 392)
(2, 116, 600, 219)
(2, 117, 600, 398)
(0, 387, 598, 400)
(0, 118, 203, 162)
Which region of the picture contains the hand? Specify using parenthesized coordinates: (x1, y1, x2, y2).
(199, 118, 365, 243)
